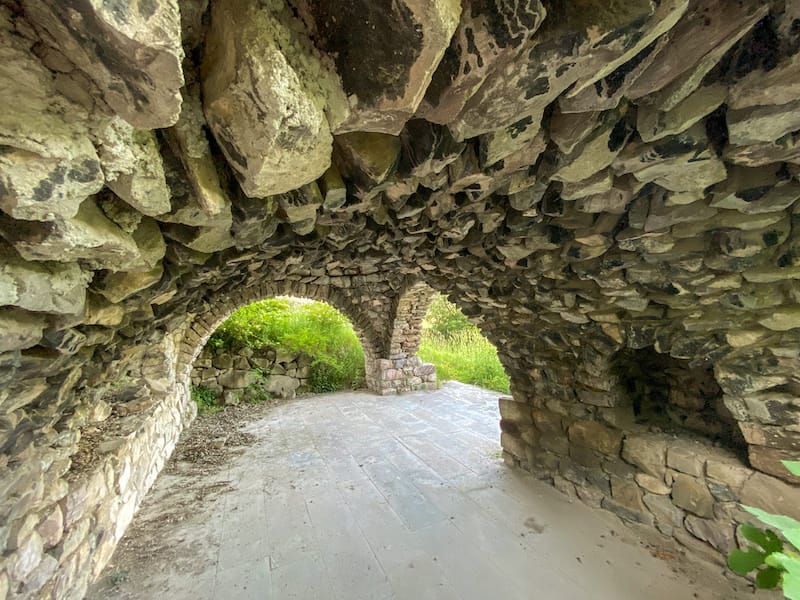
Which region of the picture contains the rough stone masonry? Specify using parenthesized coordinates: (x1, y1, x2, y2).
(0, 0, 799, 597)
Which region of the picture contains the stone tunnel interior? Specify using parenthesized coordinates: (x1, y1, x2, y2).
(1, 0, 800, 597)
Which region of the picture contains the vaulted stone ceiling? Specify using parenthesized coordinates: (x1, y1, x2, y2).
(2, 0, 800, 597)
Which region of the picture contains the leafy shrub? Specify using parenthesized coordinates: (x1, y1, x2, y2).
(191, 385, 222, 415)
(728, 460, 800, 598)
(423, 293, 472, 338)
(419, 297, 510, 394)
(208, 298, 365, 393)
(241, 370, 272, 404)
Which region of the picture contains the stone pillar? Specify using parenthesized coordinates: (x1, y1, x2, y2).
(376, 281, 437, 394)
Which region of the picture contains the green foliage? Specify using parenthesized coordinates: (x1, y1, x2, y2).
(727, 461, 800, 598)
(241, 370, 271, 404)
(418, 329, 510, 394)
(208, 298, 365, 393)
(419, 293, 509, 393)
(191, 385, 222, 415)
(423, 293, 472, 338)
(785, 460, 800, 477)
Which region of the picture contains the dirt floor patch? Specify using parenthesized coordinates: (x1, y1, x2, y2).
(85, 399, 281, 599)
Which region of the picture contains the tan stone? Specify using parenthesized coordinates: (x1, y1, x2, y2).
(202, 0, 346, 196)
(748, 445, 800, 484)
(568, 421, 622, 456)
(622, 435, 668, 477)
(635, 473, 671, 495)
(739, 472, 800, 522)
(37, 505, 63, 549)
(671, 474, 715, 518)
(667, 441, 707, 476)
(705, 457, 752, 491)
(499, 397, 532, 425)
(21, 0, 184, 128)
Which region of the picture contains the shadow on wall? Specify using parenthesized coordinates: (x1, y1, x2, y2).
(611, 347, 748, 459)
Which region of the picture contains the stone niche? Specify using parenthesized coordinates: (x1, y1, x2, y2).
(499, 338, 800, 566)
(611, 347, 746, 455)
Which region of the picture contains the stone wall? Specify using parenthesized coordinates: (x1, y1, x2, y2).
(497, 330, 800, 566)
(1, 0, 800, 597)
(191, 346, 312, 402)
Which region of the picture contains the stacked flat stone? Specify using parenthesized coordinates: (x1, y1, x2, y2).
(0, 0, 799, 597)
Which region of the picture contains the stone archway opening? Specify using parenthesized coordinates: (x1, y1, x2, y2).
(418, 292, 511, 394)
(190, 296, 369, 409)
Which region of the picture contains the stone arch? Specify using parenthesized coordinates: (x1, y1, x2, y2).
(175, 280, 387, 393)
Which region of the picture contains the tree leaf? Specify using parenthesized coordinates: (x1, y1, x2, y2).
(743, 506, 800, 534)
(756, 566, 782, 589)
(729, 548, 767, 576)
(784, 529, 800, 552)
(741, 524, 783, 553)
(782, 460, 800, 477)
(783, 570, 800, 600)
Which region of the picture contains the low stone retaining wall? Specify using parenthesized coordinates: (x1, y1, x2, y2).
(192, 346, 437, 400)
(376, 356, 437, 395)
(499, 394, 800, 566)
(191, 346, 311, 401)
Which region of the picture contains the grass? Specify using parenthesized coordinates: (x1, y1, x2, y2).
(191, 385, 223, 416)
(205, 298, 365, 397)
(418, 294, 510, 394)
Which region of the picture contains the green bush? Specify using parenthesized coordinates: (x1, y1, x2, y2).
(191, 385, 222, 415)
(423, 293, 473, 338)
(208, 298, 365, 393)
(419, 296, 509, 394)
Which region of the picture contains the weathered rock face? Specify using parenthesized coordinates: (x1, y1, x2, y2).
(310, 0, 462, 134)
(1, 0, 800, 597)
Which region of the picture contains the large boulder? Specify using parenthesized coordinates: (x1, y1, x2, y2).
(202, 0, 348, 196)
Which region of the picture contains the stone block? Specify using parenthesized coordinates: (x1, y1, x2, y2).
(610, 477, 648, 515)
(500, 431, 528, 463)
(635, 473, 671, 495)
(576, 387, 618, 407)
(671, 474, 715, 518)
(569, 444, 603, 469)
(202, 0, 346, 196)
(311, 0, 462, 134)
(212, 354, 233, 370)
(705, 456, 752, 491)
(539, 433, 570, 456)
(601, 496, 654, 526)
(217, 370, 253, 389)
(747, 445, 800, 484)
(622, 434, 668, 477)
(531, 409, 562, 433)
(666, 440, 707, 476)
(684, 515, 735, 554)
(643, 493, 684, 536)
(499, 397, 532, 425)
(37, 505, 63, 550)
(267, 375, 301, 399)
(568, 420, 622, 456)
(740, 472, 800, 522)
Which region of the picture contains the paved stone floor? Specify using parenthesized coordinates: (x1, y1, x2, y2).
(88, 382, 749, 600)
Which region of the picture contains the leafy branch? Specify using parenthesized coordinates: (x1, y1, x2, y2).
(728, 460, 800, 599)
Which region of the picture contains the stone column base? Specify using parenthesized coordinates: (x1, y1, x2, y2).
(376, 356, 437, 395)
